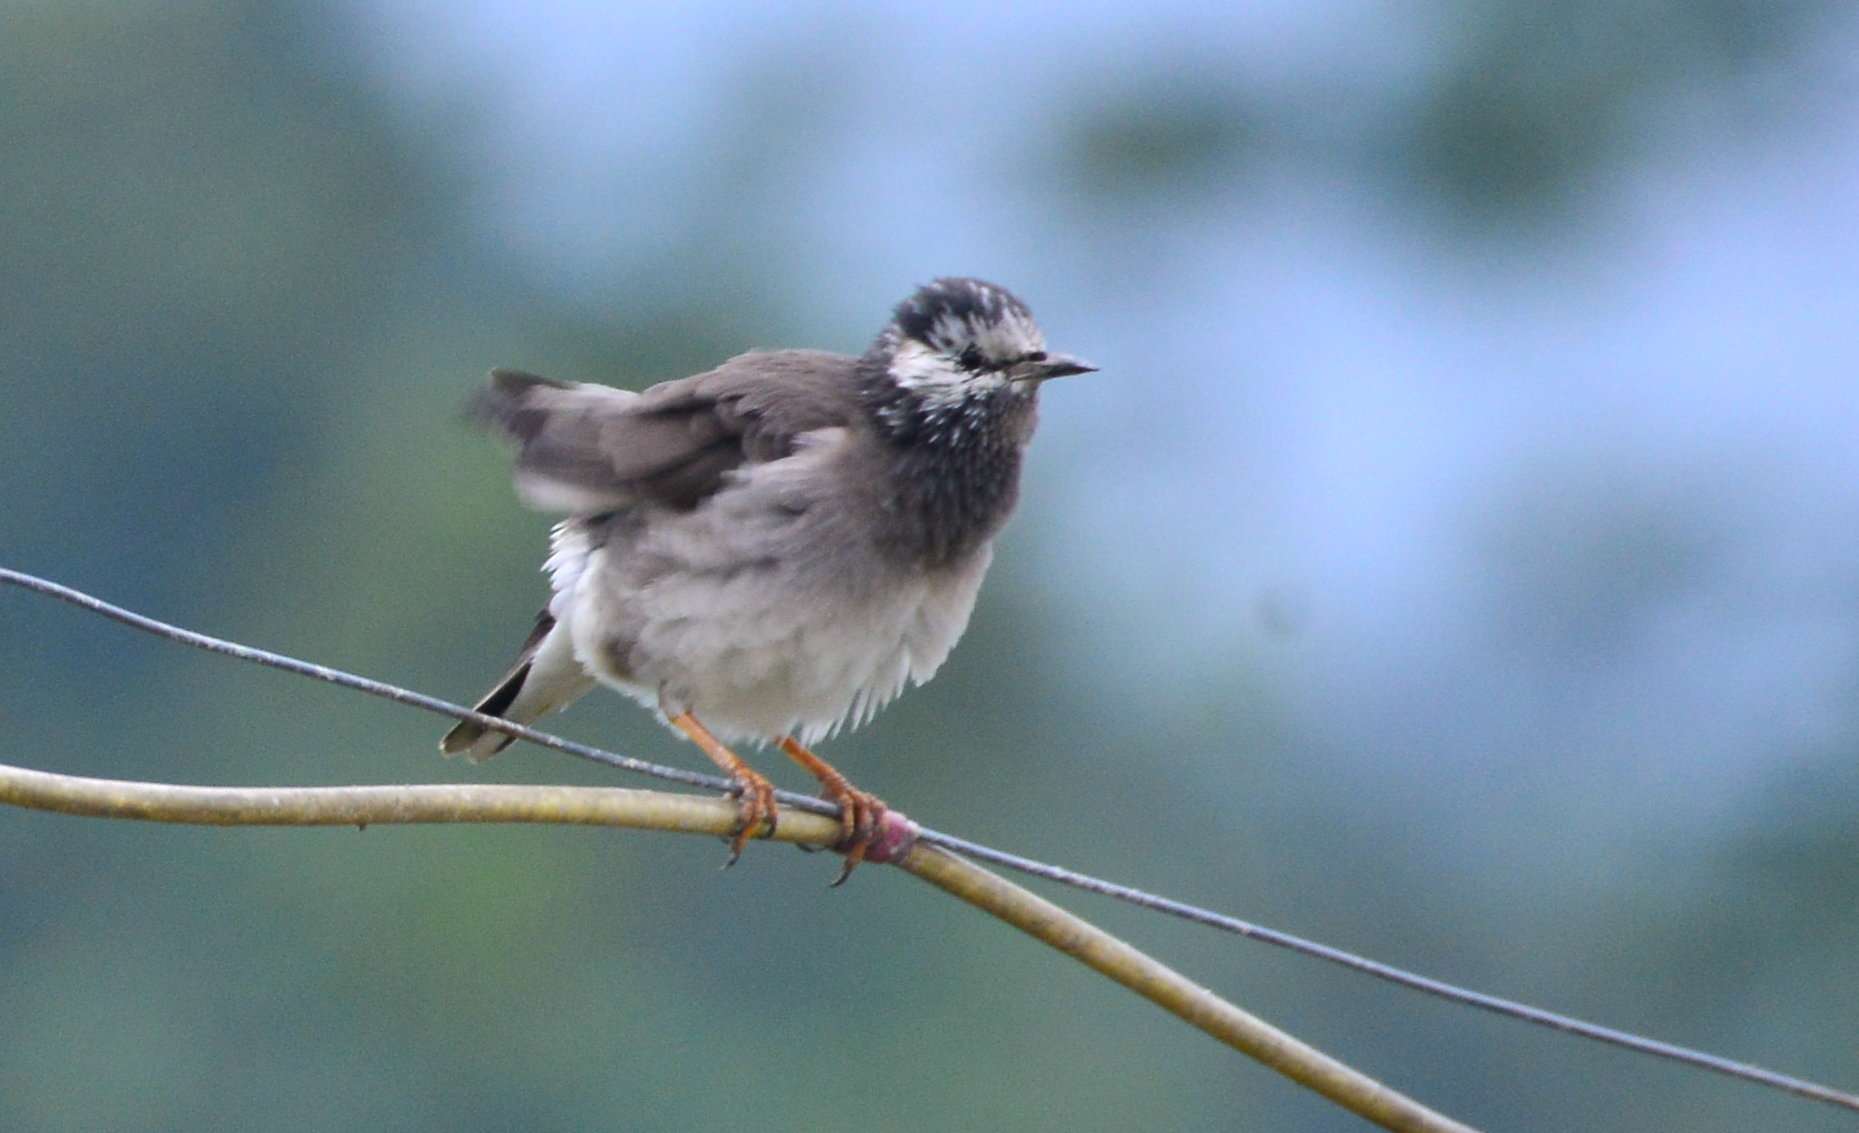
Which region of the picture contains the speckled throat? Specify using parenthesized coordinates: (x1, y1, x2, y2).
(861, 362, 1040, 568)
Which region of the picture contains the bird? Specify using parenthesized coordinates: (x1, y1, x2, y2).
(441, 277, 1095, 881)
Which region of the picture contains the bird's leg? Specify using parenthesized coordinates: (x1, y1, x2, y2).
(777, 736, 888, 886)
(668, 711, 777, 866)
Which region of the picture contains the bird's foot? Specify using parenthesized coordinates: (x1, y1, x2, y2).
(777, 736, 897, 886)
(667, 711, 779, 868)
(722, 766, 779, 867)
(824, 780, 888, 887)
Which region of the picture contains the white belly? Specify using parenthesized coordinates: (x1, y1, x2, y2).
(560, 531, 992, 745)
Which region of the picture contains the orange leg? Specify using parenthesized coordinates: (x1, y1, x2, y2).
(778, 736, 888, 886)
(669, 712, 777, 865)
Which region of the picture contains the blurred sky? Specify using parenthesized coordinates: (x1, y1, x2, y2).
(6, 2, 1859, 1131)
(330, 1, 1859, 824)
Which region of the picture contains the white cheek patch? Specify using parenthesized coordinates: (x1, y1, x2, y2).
(887, 338, 1008, 409)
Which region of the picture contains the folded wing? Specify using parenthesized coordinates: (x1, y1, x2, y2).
(470, 350, 861, 513)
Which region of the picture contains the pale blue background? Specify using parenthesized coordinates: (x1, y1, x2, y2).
(4, 2, 1858, 1129)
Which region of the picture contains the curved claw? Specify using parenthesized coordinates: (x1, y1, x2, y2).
(774, 735, 896, 886)
(669, 713, 780, 870)
(721, 774, 778, 867)
(825, 787, 886, 887)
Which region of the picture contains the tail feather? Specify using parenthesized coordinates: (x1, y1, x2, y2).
(441, 610, 593, 761)
(439, 658, 535, 758)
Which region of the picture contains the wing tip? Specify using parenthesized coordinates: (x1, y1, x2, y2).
(488, 368, 568, 393)
(466, 369, 571, 436)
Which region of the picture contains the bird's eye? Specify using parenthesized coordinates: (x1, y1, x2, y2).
(1024, 351, 1047, 363)
(958, 345, 985, 370)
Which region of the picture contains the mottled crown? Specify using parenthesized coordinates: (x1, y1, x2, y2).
(884, 277, 1046, 367)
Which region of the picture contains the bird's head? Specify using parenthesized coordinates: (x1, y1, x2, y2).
(867, 278, 1095, 431)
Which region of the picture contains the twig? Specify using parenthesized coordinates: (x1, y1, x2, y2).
(6, 567, 1858, 1117)
(901, 846, 1476, 1132)
(0, 758, 1475, 1133)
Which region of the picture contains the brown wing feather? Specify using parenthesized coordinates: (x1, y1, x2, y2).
(470, 351, 861, 513)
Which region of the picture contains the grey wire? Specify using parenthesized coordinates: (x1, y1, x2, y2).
(5, 566, 1857, 1116)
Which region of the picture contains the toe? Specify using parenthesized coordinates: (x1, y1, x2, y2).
(722, 777, 778, 866)
(825, 788, 887, 886)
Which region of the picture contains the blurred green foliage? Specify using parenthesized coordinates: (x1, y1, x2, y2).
(4, 3, 1858, 1131)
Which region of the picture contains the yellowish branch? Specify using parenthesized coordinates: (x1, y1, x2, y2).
(0, 758, 1475, 1133)
(0, 760, 837, 841)
(901, 846, 1477, 1132)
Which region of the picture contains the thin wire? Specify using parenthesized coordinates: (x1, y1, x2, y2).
(5, 566, 1856, 1115)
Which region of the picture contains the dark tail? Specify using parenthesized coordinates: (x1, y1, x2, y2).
(440, 610, 557, 760)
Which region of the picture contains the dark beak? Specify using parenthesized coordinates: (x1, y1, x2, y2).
(1017, 353, 1097, 382)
